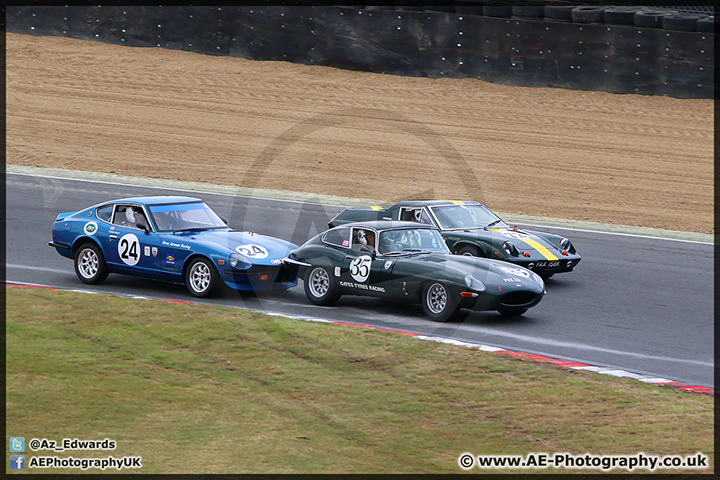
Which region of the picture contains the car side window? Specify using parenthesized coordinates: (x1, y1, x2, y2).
(399, 207, 433, 225)
(351, 228, 376, 253)
(96, 205, 113, 222)
(112, 205, 149, 230)
(322, 227, 351, 248)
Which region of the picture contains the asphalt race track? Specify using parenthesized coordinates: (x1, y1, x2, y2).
(6, 173, 714, 388)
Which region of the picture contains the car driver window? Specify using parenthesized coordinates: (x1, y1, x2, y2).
(417, 209, 433, 225)
(112, 205, 147, 230)
(352, 229, 375, 253)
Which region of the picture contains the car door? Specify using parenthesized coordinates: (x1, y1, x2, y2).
(339, 227, 394, 297)
(101, 204, 167, 279)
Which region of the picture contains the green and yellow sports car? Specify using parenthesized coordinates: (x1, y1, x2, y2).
(329, 200, 581, 279)
(285, 220, 546, 321)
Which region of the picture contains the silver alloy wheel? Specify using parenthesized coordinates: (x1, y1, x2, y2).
(189, 261, 211, 293)
(462, 251, 474, 256)
(308, 267, 330, 298)
(78, 248, 99, 279)
(426, 282, 448, 314)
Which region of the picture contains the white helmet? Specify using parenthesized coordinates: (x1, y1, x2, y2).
(125, 208, 136, 223)
(357, 229, 367, 245)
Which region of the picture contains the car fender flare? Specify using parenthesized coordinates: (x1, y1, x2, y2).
(182, 253, 214, 279)
(72, 236, 102, 256)
(452, 241, 489, 257)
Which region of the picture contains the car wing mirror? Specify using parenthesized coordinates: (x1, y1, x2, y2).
(359, 245, 374, 256)
(220, 216, 228, 225)
(136, 222, 150, 233)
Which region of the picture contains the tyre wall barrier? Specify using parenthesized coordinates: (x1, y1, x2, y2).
(6, 5, 714, 99)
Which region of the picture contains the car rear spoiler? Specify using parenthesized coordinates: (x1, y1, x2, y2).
(55, 211, 76, 222)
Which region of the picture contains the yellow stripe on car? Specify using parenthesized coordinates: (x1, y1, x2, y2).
(370, 206, 383, 210)
(519, 238, 559, 261)
(489, 228, 559, 261)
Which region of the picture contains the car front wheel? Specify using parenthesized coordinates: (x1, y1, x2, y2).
(304, 266, 341, 306)
(185, 257, 219, 297)
(74, 243, 109, 284)
(422, 282, 459, 322)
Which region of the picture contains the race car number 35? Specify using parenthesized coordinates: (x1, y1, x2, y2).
(350, 256, 371, 282)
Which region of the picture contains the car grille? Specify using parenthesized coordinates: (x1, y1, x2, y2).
(500, 291, 538, 307)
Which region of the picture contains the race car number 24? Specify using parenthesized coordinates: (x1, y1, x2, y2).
(118, 233, 140, 266)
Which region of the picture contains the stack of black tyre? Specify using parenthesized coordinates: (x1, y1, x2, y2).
(364, 2, 714, 33)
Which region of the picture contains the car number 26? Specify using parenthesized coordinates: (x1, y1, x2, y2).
(118, 233, 141, 266)
(349, 256, 371, 282)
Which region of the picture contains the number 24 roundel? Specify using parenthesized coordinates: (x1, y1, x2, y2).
(118, 233, 140, 266)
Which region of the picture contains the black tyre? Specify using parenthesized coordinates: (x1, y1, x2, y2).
(512, 6, 545, 19)
(422, 282, 459, 322)
(498, 306, 528, 317)
(572, 6, 606, 23)
(663, 14, 704, 32)
(304, 266, 341, 306)
(544, 5, 574, 20)
(604, 7, 642, 25)
(185, 257, 220, 298)
(538, 272, 554, 280)
(74, 243, 109, 284)
(457, 245, 481, 257)
(634, 9, 676, 28)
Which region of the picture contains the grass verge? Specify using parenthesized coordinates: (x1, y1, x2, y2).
(6, 286, 713, 474)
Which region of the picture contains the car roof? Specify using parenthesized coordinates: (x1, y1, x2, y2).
(337, 220, 437, 231)
(103, 196, 203, 206)
(393, 200, 482, 207)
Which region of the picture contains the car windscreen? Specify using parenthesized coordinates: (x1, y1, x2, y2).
(430, 204, 507, 230)
(377, 228, 450, 254)
(148, 202, 226, 232)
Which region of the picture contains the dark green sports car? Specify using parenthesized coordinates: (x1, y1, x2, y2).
(329, 200, 581, 279)
(285, 221, 546, 321)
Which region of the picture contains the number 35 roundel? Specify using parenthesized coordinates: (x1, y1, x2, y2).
(350, 255, 372, 283)
(118, 233, 141, 266)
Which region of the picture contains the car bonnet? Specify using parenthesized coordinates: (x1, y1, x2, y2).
(180, 230, 297, 265)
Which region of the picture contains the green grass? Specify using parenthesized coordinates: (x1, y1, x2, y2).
(5, 286, 714, 474)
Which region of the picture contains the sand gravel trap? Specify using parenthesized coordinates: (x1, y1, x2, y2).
(6, 33, 714, 233)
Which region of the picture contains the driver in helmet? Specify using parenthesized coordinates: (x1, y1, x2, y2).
(125, 206, 148, 230)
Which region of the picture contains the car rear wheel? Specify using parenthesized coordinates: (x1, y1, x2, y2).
(304, 266, 341, 306)
(74, 243, 109, 284)
(457, 245, 482, 257)
(185, 257, 219, 298)
(422, 282, 459, 322)
(498, 306, 528, 317)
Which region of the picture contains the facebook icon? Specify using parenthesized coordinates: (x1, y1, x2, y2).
(10, 455, 25, 470)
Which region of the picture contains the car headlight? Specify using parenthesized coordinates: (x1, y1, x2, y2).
(559, 238, 575, 253)
(229, 253, 252, 270)
(502, 241, 519, 256)
(464, 275, 486, 292)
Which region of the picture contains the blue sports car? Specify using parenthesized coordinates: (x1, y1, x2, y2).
(49, 196, 299, 296)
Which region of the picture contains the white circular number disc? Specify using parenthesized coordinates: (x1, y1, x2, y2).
(350, 255, 372, 283)
(500, 231, 529, 239)
(235, 244, 269, 259)
(118, 233, 140, 266)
